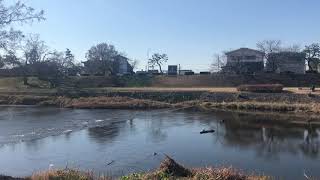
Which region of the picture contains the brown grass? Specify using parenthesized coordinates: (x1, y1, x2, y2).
(0, 157, 297, 180)
(237, 84, 284, 93)
(198, 101, 320, 114)
(30, 169, 111, 180)
(121, 156, 270, 180)
(61, 96, 171, 109)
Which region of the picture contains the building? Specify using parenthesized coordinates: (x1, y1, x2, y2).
(267, 52, 306, 74)
(168, 65, 178, 75)
(113, 55, 134, 75)
(224, 48, 265, 74)
(179, 70, 193, 75)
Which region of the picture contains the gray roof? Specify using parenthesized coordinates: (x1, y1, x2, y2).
(225, 48, 265, 55)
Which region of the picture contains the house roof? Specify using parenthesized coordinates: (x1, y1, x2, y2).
(225, 48, 265, 55)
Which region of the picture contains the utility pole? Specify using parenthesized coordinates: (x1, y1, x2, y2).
(217, 55, 220, 72)
(146, 48, 151, 72)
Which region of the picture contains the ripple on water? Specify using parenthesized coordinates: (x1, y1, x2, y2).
(63, 130, 73, 134)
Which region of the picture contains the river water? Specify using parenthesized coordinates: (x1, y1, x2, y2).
(0, 106, 319, 179)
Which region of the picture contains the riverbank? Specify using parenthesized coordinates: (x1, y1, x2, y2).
(1, 156, 270, 180)
(0, 89, 320, 117)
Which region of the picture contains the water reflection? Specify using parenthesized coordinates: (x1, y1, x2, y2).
(300, 127, 320, 158)
(87, 120, 126, 145)
(0, 108, 319, 179)
(214, 112, 320, 160)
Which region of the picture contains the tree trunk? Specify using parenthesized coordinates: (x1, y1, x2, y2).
(23, 76, 28, 85)
(23, 60, 29, 85)
(157, 62, 163, 74)
(307, 60, 313, 72)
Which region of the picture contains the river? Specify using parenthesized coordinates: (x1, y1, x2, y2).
(0, 106, 319, 179)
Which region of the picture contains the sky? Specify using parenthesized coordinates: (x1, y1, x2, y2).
(12, 0, 320, 71)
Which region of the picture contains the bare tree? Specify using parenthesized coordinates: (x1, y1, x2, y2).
(63, 48, 81, 76)
(23, 34, 48, 65)
(256, 40, 282, 58)
(304, 43, 320, 72)
(148, 53, 168, 74)
(0, 0, 44, 52)
(210, 53, 226, 73)
(85, 43, 121, 75)
(21, 35, 73, 86)
(282, 44, 301, 52)
(257, 40, 283, 72)
(129, 59, 139, 71)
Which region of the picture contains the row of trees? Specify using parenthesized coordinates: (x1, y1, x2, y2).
(0, 0, 144, 88)
(211, 40, 320, 73)
(0, 34, 81, 87)
(257, 40, 320, 72)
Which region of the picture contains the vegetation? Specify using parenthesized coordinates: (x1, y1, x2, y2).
(304, 43, 320, 72)
(115, 75, 152, 87)
(197, 101, 319, 114)
(237, 84, 283, 93)
(0, 0, 44, 54)
(85, 43, 122, 76)
(148, 53, 168, 74)
(2, 156, 270, 180)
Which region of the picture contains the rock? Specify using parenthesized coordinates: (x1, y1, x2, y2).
(159, 155, 191, 177)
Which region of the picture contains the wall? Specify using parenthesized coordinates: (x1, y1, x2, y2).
(152, 74, 320, 87)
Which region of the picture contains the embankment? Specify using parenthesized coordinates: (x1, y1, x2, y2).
(0, 90, 320, 117)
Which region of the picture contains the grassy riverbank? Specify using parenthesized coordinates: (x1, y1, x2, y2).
(0, 78, 320, 116)
(0, 89, 320, 116)
(2, 156, 270, 180)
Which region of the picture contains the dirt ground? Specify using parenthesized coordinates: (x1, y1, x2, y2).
(88, 87, 320, 94)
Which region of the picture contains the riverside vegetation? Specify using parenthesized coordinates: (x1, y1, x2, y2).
(1, 88, 320, 117)
(1, 156, 271, 180)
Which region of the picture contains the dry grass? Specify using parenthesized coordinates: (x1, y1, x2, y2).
(85, 87, 238, 93)
(237, 84, 283, 93)
(198, 101, 320, 114)
(191, 167, 270, 180)
(121, 156, 271, 180)
(0, 157, 299, 180)
(285, 87, 320, 95)
(62, 96, 171, 109)
(86, 87, 320, 95)
(30, 169, 111, 180)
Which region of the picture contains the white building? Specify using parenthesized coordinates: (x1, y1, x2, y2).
(224, 48, 265, 74)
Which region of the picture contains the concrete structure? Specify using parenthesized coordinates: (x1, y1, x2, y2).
(224, 48, 265, 74)
(268, 52, 306, 74)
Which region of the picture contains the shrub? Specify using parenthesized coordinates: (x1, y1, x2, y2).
(237, 84, 283, 93)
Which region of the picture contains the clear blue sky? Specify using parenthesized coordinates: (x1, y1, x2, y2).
(17, 0, 320, 71)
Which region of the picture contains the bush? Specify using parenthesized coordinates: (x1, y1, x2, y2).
(237, 84, 283, 93)
(115, 75, 151, 87)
